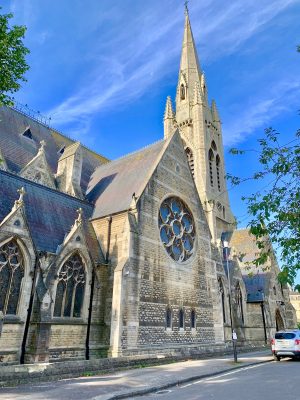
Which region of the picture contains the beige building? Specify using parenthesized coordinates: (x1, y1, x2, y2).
(289, 292, 300, 324)
(0, 8, 296, 365)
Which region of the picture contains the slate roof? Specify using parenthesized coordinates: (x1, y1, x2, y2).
(87, 137, 171, 219)
(0, 170, 104, 263)
(0, 106, 108, 192)
(223, 229, 270, 303)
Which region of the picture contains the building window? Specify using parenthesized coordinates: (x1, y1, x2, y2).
(166, 307, 172, 328)
(0, 240, 24, 315)
(159, 196, 196, 263)
(236, 283, 244, 325)
(216, 155, 221, 191)
(179, 309, 184, 329)
(22, 126, 33, 140)
(54, 253, 86, 318)
(211, 141, 217, 151)
(191, 309, 196, 328)
(185, 147, 194, 178)
(218, 277, 226, 323)
(208, 149, 214, 187)
(180, 84, 186, 100)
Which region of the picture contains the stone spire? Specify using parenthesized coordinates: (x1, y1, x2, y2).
(164, 96, 175, 138)
(211, 100, 220, 123)
(176, 8, 202, 115)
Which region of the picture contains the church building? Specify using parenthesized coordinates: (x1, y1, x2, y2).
(0, 8, 296, 364)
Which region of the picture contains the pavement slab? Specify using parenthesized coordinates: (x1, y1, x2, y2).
(0, 350, 273, 400)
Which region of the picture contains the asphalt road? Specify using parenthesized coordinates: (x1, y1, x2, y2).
(137, 358, 300, 400)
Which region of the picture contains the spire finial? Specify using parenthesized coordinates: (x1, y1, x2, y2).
(75, 207, 83, 226)
(14, 187, 26, 209)
(184, 1, 189, 16)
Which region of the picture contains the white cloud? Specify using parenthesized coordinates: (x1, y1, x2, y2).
(223, 79, 300, 146)
(46, 0, 298, 134)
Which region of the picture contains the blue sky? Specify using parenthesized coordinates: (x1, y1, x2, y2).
(3, 0, 300, 231)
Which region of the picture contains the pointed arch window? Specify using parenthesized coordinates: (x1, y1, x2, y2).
(179, 308, 185, 329)
(235, 283, 244, 325)
(190, 309, 196, 329)
(0, 240, 24, 315)
(166, 306, 172, 329)
(208, 149, 214, 187)
(185, 147, 195, 178)
(216, 155, 221, 191)
(180, 84, 186, 100)
(54, 253, 86, 318)
(218, 277, 226, 323)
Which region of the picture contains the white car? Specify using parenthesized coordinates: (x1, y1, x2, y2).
(271, 330, 300, 361)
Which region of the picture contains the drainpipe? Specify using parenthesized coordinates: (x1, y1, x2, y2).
(20, 254, 40, 364)
(85, 266, 95, 360)
(261, 297, 267, 344)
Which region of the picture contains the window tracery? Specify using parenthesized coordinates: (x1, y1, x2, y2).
(159, 197, 195, 262)
(0, 240, 24, 315)
(216, 155, 221, 191)
(235, 283, 244, 324)
(208, 149, 214, 187)
(53, 253, 86, 318)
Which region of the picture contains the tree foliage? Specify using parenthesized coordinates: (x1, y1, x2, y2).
(228, 128, 300, 288)
(0, 7, 29, 106)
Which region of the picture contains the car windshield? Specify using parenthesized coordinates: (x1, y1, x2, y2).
(275, 332, 296, 340)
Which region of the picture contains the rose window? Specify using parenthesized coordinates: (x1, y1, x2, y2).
(159, 197, 195, 262)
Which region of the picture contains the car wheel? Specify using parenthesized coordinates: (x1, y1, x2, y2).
(274, 355, 281, 361)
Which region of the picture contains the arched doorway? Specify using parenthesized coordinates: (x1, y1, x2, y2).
(275, 309, 284, 331)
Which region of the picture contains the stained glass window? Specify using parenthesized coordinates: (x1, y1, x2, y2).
(54, 253, 86, 318)
(236, 284, 244, 325)
(166, 307, 172, 328)
(159, 197, 195, 262)
(191, 309, 196, 329)
(0, 240, 24, 315)
(218, 277, 226, 323)
(179, 309, 184, 328)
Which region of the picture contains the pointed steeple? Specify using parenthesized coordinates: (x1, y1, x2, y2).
(164, 96, 175, 139)
(211, 100, 220, 123)
(164, 96, 174, 120)
(176, 8, 202, 114)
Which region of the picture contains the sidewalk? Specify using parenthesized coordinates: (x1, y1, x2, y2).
(0, 350, 273, 400)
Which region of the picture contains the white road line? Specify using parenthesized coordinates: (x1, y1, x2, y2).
(180, 363, 269, 388)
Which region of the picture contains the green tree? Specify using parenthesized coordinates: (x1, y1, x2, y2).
(230, 129, 300, 284)
(0, 7, 29, 106)
(228, 46, 300, 288)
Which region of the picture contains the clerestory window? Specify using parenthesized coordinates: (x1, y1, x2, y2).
(54, 253, 86, 318)
(0, 240, 24, 315)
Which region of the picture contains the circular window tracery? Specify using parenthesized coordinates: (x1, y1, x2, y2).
(159, 197, 195, 262)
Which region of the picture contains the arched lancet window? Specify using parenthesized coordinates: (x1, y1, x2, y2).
(235, 283, 244, 325)
(179, 308, 184, 329)
(216, 155, 221, 191)
(208, 149, 214, 187)
(0, 239, 24, 315)
(166, 306, 172, 328)
(54, 253, 86, 318)
(218, 277, 226, 323)
(185, 147, 195, 178)
(191, 309, 196, 328)
(211, 141, 217, 151)
(180, 84, 186, 100)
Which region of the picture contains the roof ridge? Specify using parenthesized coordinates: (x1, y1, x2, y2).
(0, 169, 93, 206)
(102, 138, 166, 167)
(8, 105, 109, 162)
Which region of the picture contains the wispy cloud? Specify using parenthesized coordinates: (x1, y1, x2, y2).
(223, 79, 300, 146)
(46, 0, 297, 134)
